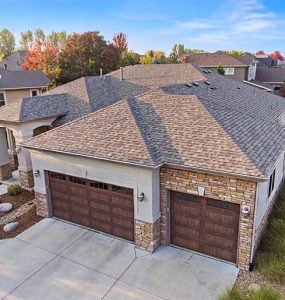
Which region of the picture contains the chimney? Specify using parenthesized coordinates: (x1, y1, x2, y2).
(120, 67, 123, 80)
(100, 68, 103, 79)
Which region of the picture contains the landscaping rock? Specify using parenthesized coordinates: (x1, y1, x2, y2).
(3, 222, 19, 233)
(248, 283, 261, 292)
(0, 203, 13, 212)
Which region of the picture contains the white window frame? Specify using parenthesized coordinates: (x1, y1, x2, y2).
(0, 91, 7, 106)
(268, 169, 276, 199)
(30, 89, 39, 97)
(224, 68, 235, 75)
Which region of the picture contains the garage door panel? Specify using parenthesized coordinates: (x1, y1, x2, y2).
(173, 202, 201, 217)
(204, 245, 235, 263)
(204, 222, 236, 237)
(112, 206, 134, 218)
(49, 172, 134, 242)
(171, 191, 239, 264)
(171, 236, 200, 252)
(172, 214, 200, 228)
(50, 181, 67, 192)
(89, 190, 110, 202)
(51, 190, 69, 201)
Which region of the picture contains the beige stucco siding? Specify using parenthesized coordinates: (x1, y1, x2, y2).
(4, 88, 42, 104)
(207, 67, 247, 82)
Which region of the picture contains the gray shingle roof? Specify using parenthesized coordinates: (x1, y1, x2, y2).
(0, 68, 50, 90)
(0, 51, 27, 71)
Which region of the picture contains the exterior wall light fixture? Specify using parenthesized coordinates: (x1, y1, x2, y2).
(138, 192, 145, 202)
(33, 170, 40, 177)
(241, 205, 250, 218)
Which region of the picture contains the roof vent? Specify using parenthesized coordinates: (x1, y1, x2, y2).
(185, 83, 192, 88)
(120, 67, 124, 80)
(203, 70, 209, 74)
(210, 86, 217, 90)
(237, 87, 241, 89)
(204, 81, 210, 85)
(207, 70, 212, 73)
(100, 68, 103, 79)
(193, 82, 199, 87)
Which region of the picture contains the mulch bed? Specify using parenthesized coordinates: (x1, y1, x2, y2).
(0, 207, 43, 239)
(0, 190, 35, 217)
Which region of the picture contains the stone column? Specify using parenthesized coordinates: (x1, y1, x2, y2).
(14, 132, 34, 188)
(7, 129, 18, 171)
(0, 127, 12, 181)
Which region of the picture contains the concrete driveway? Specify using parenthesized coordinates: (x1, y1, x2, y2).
(0, 219, 239, 300)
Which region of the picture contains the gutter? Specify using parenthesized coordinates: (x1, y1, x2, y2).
(0, 113, 67, 125)
(243, 80, 273, 91)
(0, 85, 49, 91)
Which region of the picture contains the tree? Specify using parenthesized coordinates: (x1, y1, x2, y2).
(0, 29, 15, 58)
(34, 28, 46, 44)
(217, 64, 225, 75)
(120, 50, 140, 67)
(228, 50, 244, 56)
(112, 32, 128, 54)
(269, 51, 284, 61)
(140, 50, 166, 64)
(58, 31, 120, 83)
(21, 39, 60, 83)
(47, 31, 69, 50)
(256, 50, 266, 56)
(167, 44, 199, 63)
(20, 30, 34, 50)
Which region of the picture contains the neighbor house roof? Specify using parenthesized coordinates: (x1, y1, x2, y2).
(187, 52, 248, 67)
(23, 68, 285, 180)
(0, 51, 27, 71)
(235, 53, 259, 65)
(0, 64, 204, 125)
(255, 68, 285, 83)
(0, 68, 50, 90)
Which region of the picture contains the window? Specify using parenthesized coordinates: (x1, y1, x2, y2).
(90, 180, 108, 190)
(268, 169, 276, 198)
(112, 185, 132, 196)
(224, 68, 235, 75)
(69, 176, 86, 185)
(0, 92, 6, 107)
(207, 199, 235, 211)
(30, 90, 38, 97)
(51, 173, 66, 181)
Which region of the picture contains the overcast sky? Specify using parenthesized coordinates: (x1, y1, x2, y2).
(2, 0, 285, 54)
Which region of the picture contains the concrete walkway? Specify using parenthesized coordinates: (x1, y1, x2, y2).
(0, 219, 239, 300)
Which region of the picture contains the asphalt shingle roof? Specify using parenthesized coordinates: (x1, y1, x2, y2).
(0, 68, 50, 90)
(0, 51, 27, 71)
(22, 66, 285, 180)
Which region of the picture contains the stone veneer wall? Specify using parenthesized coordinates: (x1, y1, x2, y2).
(35, 192, 49, 217)
(253, 181, 283, 255)
(160, 167, 257, 270)
(135, 219, 160, 252)
(19, 170, 34, 188)
(9, 153, 19, 171)
(0, 163, 12, 181)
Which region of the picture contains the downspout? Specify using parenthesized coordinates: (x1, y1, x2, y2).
(249, 182, 258, 271)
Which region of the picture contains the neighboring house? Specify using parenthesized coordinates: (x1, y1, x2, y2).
(0, 50, 27, 71)
(0, 68, 50, 106)
(1, 64, 285, 272)
(255, 68, 285, 96)
(186, 51, 251, 81)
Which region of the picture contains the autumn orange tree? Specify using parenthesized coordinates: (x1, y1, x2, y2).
(21, 39, 60, 84)
(112, 32, 128, 54)
(58, 31, 120, 83)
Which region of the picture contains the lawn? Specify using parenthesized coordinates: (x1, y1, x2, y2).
(256, 185, 285, 282)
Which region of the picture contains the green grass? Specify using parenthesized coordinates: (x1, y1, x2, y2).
(219, 286, 282, 300)
(256, 185, 285, 282)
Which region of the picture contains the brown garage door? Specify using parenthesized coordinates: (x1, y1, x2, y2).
(48, 172, 134, 241)
(170, 191, 240, 263)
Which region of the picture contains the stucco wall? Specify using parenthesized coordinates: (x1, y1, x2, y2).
(29, 149, 161, 223)
(5, 88, 41, 104)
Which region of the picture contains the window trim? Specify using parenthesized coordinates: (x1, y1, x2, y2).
(268, 169, 276, 199)
(0, 91, 7, 106)
(30, 89, 39, 97)
(224, 67, 235, 75)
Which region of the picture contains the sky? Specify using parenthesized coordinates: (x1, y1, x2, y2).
(1, 0, 285, 55)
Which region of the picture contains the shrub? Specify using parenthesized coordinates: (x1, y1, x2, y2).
(7, 184, 23, 196)
(219, 286, 281, 300)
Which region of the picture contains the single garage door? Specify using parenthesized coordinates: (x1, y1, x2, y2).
(48, 172, 134, 241)
(170, 191, 240, 263)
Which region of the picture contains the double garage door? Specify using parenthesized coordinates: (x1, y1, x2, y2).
(48, 172, 134, 241)
(170, 191, 240, 263)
